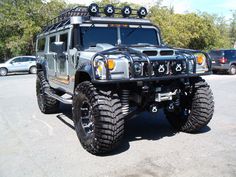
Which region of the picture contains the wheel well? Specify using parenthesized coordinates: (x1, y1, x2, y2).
(74, 71, 91, 89)
(29, 65, 36, 69)
(0, 67, 8, 72)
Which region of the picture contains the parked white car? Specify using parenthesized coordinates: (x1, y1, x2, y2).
(0, 56, 36, 76)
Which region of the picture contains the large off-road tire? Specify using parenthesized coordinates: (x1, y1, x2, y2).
(229, 65, 236, 75)
(165, 77, 214, 133)
(0, 67, 8, 76)
(73, 81, 124, 155)
(36, 71, 60, 114)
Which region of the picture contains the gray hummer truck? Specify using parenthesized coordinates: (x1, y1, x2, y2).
(36, 4, 214, 155)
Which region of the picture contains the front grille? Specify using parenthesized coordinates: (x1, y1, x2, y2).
(152, 60, 186, 76)
(143, 50, 158, 56)
(130, 60, 187, 78)
(160, 50, 174, 56)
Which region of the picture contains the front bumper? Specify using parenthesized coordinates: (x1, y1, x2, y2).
(92, 72, 212, 84)
(91, 46, 212, 84)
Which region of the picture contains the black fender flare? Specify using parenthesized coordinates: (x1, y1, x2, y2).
(74, 64, 93, 89)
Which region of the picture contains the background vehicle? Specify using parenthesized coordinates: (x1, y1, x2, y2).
(0, 56, 36, 76)
(36, 4, 214, 155)
(209, 49, 236, 75)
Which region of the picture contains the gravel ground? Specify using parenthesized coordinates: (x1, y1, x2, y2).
(0, 74, 236, 177)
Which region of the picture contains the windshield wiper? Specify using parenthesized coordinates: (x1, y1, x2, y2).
(125, 28, 139, 38)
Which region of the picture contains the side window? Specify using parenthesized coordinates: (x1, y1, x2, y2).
(13, 57, 22, 63)
(30, 57, 36, 61)
(59, 33, 68, 51)
(37, 38, 46, 52)
(21, 57, 30, 62)
(49, 36, 56, 52)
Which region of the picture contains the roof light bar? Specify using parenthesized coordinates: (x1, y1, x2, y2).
(122, 6, 132, 17)
(137, 7, 148, 18)
(104, 4, 115, 17)
(88, 3, 99, 16)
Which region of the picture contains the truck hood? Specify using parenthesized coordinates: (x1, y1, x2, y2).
(84, 43, 176, 58)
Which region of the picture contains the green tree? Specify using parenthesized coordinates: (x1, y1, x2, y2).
(229, 11, 236, 47)
(0, 0, 66, 61)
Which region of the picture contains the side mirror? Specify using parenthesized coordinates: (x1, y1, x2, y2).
(50, 42, 65, 54)
(10, 61, 15, 64)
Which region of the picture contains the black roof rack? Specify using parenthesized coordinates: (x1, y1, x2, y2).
(42, 4, 148, 33)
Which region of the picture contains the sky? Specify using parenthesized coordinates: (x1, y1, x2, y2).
(64, 0, 236, 19)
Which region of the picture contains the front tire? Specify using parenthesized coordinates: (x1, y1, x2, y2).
(165, 78, 214, 133)
(0, 68, 8, 76)
(36, 71, 60, 114)
(73, 81, 124, 155)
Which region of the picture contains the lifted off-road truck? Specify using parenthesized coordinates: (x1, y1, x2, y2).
(36, 4, 214, 155)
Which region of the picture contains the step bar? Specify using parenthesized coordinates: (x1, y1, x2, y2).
(45, 90, 72, 105)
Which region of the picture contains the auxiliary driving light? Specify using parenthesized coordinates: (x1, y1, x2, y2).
(154, 62, 168, 76)
(171, 61, 184, 74)
(137, 7, 147, 18)
(104, 4, 115, 16)
(88, 3, 99, 16)
(122, 6, 132, 17)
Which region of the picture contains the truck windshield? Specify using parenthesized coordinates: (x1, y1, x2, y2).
(80, 26, 159, 49)
(120, 28, 159, 46)
(80, 27, 117, 49)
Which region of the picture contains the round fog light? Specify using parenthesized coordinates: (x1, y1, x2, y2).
(134, 62, 142, 76)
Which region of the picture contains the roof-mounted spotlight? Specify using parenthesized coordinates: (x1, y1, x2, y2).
(121, 6, 132, 18)
(104, 4, 115, 17)
(137, 7, 147, 18)
(88, 3, 99, 16)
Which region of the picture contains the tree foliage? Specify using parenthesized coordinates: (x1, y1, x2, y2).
(0, 0, 235, 62)
(0, 0, 66, 61)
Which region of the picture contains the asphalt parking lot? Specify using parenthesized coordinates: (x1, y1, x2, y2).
(0, 74, 236, 177)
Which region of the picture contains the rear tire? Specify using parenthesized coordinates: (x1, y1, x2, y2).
(0, 68, 8, 76)
(165, 78, 214, 133)
(73, 81, 124, 155)
(36, 71, 60, 114)
(229, 65, 236, 75)
(29, 66, 37, 74)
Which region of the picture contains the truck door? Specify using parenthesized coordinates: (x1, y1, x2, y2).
(55, 33, 69, 84)
(46, 36, 57, 78)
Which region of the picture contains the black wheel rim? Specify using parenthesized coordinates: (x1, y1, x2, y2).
(80, 101, 94, 136)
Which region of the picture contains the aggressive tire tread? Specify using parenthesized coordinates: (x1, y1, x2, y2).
(165, 77, 214, 133)
(73, 81, 124, 155)
(36, 71, 59, 114)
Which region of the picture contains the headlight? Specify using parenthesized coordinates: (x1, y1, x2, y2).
(94, 60, 105, 79)
(94, 59, 116, 79)
(134, 62, 142, 76)
(194, 53, 209, 73)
